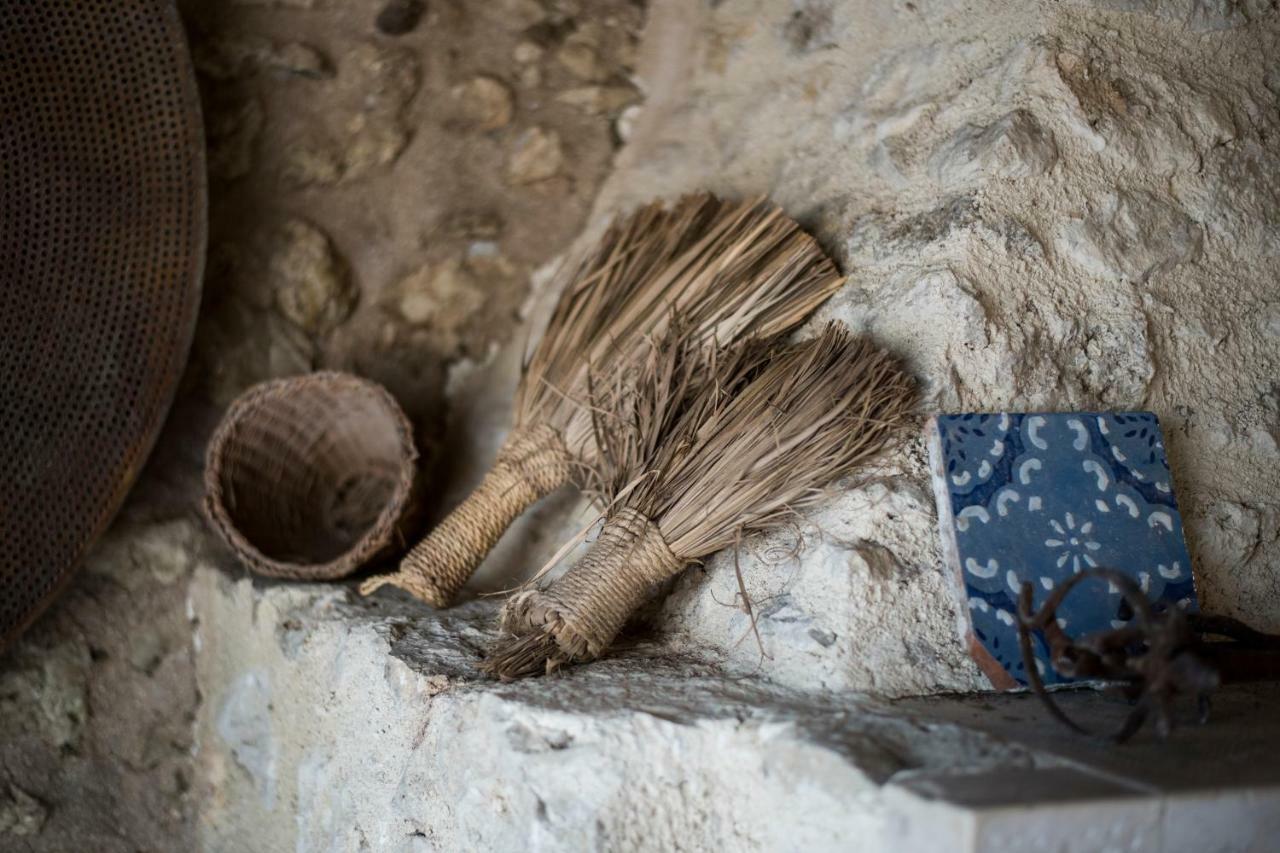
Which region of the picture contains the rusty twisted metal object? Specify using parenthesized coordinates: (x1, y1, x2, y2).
(1, 0, 206, 651)
(1016, 568, 1280, 743)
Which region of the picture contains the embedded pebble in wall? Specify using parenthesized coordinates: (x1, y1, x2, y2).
(500, 0, 549, 31)
(513, 40, 543, 64)
(388, 258, 485, 355)
(194, 37, 332, 80)
(557, 84, 640, 116)
(0, 784, 47, 837)
(280, 43, 421, 185)
(506, 126, 565, 184)
(375, 0, 425, 36)
(615, 103, 642, 143)
(557, 38, 609, 82)
(269, 220, 357, 336)
(453, 75, 515, 131)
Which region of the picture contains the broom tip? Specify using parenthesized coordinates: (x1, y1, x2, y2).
(358, 575, 391, 596)
(481, 630, 568, 681)
(356, 571, 453, 609)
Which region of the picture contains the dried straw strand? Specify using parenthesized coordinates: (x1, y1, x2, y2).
(362, 194, 844, 607)
(484, 323, 918, 679)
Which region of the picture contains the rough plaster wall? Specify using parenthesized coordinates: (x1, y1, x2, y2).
(0, 448, 209, 852)
(556, 0, 1280, 694)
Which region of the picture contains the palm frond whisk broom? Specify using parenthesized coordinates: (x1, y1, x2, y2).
(484, 322, 919, 679)
(360, 194, 845, 607)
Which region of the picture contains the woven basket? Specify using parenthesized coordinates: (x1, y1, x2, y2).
(204, 372, 423, 580)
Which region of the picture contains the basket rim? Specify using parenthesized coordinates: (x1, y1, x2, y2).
(203, 371, 419, 580)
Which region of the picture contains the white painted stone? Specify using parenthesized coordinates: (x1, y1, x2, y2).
(191, 569, 1280, 850)
(886, 767, 1280, 853)
(930, 110, 1059, 188)
(823, 266, 1019, 411)
(885, 774, 1165, 853)
(1055, 190, 1204, 284)
(215, 669, 277, 810)
(659, 482, 986, 697)
(1160, 787, 1280, 852)
(191, 568, 1036, 852)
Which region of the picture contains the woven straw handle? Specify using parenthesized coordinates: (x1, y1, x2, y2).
(359, 423, 572, 607)
(501, 508, 683, 661)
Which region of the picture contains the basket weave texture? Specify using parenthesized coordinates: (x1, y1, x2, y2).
(204, 372, 422, 580)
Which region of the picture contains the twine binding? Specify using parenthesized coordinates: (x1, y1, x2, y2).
(486, 508, 682, 679)
(359, 422, 573, 607)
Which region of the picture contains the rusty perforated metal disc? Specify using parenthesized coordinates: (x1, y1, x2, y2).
(1, 0, 206, 651)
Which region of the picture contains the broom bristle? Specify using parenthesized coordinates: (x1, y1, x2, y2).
(581, 328, 778, 505)
(516, 194, 843, 461)
(482, 630, 568, 681)
(615, 322, 918, 557)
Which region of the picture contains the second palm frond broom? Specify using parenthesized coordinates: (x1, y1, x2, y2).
(360, 193, 845, 608)
(484, 322, 919, 679)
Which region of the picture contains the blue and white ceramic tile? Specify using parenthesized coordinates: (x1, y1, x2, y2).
(927, 412, 1197, 688)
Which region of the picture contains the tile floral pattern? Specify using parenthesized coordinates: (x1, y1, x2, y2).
(928, 412, 1197, 688)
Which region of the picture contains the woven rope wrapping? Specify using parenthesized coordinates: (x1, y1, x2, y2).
(360, 422, 573, 607)
(500, 508, 682, 661)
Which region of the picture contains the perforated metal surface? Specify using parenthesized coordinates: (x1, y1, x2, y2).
(1, 0, 206, 651)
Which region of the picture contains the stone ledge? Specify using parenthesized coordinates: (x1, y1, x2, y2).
(887, 769, 1280, 853)
(192, 566, 1039, 852)
(192, 566, 1280, 852)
